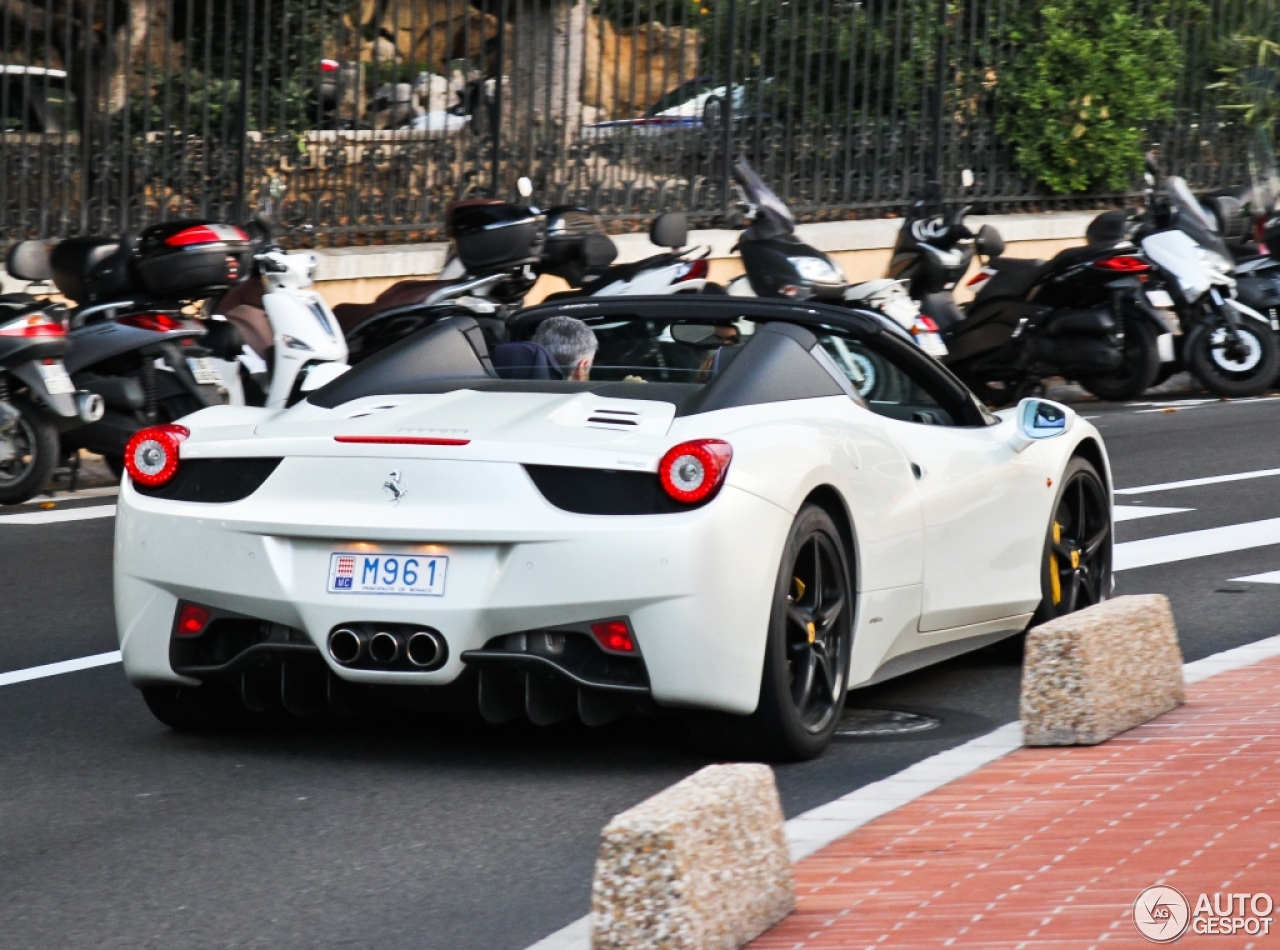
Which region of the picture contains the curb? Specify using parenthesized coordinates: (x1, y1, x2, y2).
(523, 630, 1280, 950)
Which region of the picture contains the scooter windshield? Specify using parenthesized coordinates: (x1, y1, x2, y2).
(1166, 176, 1232, 260)
(733, 159, 795, 234)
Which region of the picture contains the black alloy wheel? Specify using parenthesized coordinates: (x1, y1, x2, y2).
(1035, 457, 1112, 624)
(687, 505, 853, 761)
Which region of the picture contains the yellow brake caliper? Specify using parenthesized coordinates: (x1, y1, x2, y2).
(793, 578, 816, 642)
(1049, 523, 1063, 605)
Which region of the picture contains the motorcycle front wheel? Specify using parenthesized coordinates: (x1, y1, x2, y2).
(0, 394, 60, 505)
(1078, 321, 1161, 402)
(1186, 319, 1279, 398)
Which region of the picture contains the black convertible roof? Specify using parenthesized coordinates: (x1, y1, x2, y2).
(308, 295, 984, 424)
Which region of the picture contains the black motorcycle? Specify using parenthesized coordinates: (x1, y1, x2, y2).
(889, 189, 1167, 403)
(8, 221, 250, 472)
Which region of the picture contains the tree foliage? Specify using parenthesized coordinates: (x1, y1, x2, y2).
(996, 0, 1182, 194)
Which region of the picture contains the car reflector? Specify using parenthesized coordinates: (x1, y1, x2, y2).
(177, 603, 211, 636)
(591, 620, 635, 654)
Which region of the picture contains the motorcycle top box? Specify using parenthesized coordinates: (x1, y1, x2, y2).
(50, 237, 140, 303)
(448, 200, 546, 274)
(134, 221, 252, 299)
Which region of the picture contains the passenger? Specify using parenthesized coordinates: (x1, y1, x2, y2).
(534, 315, 598, 381)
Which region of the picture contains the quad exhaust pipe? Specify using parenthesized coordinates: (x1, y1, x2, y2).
(327, 626, 445, 670)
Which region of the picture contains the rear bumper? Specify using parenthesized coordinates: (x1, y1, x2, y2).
(113, 457, 792, 714)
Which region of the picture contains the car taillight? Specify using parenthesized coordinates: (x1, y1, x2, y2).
(658, 438, 732, 504)
(163, 224, 250, 247)
(1092, 254, 1150, 273)
(123, 424, 189, 488)
(118, 312, 188, 333)
(675, 258, 710, 283)
(176, 603, 211, 636)
(0, 313, 65, 337)
(591, 620, 636, 654)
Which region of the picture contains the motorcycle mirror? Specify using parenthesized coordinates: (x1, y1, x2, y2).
(650, 211, 688, 249)
(960, 168, 975, 189)
(974, 224, 1004, 260)
(1011, 397, 1074, 453)
(517, 177, 533, 198)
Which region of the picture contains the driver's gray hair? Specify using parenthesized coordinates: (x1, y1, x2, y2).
(533, 316, 598, 374)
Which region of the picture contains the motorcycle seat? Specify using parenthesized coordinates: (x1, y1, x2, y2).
(979, 257, 1046, 299)
(333, 279, 462, 334)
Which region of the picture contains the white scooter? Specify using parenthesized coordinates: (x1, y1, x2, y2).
(209, 225, 350, 408)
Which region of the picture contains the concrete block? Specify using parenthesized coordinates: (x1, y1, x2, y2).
(1021, 594, 1185, 746)
(590, 763, 794, 950)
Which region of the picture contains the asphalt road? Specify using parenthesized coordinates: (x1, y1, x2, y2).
(4, 394, 1280, 950)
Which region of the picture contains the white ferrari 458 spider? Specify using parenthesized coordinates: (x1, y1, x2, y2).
(115, 296, 1113, 759)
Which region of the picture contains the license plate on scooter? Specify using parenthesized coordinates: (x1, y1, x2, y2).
(37, 361, 75, 395)
(187, 357, 223, 386)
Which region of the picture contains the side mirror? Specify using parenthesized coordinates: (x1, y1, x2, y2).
(650, 211, 688, 249)
(1011, 397, 1073, 452)
(702, 96, 723, 133)
(974, 224, 1004, 260)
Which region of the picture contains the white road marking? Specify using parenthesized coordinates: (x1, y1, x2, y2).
(0, 505, 116, 525)
(1229, 570, 1280, 584)
(1115, 467, 1280, 495)
(0, 651, 121, 687)
(22, 486, 119, 505)
(523, 634, 1280, 950)
(1115, 517, 1280, 571)
(1113, 505, 1190, 523)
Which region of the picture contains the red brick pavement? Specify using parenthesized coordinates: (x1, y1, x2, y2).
(751, 658, 1280, 949)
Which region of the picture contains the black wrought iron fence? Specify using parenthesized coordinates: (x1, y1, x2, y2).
(0, 0, 1276, 245)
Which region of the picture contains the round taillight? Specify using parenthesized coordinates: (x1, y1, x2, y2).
(123, 424, 190, 488)
(658, 439, 733, 504)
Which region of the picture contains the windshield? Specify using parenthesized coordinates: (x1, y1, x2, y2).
(732, 159, 795, 234)
(1166, 176, 1232, 259)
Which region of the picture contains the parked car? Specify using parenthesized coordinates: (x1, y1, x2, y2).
(116, 295, 1112, 761)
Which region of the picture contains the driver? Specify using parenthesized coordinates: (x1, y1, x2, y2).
(534, 315, 598, 381)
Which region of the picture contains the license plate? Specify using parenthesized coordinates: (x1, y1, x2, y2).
(1146, 289, 1175, 309)
(327, 552, 447, 596)
(37, 361, 74, 395)
(187, 357, 222, 386)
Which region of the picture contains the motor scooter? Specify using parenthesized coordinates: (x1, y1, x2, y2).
(0, 243, 104, 502)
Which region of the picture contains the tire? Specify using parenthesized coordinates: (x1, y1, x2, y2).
(1078, 320, 1162, 402)
(687, 505, 853, 761)
(141, 682, 262, 732)
(1032, 457, 1112, 627)
(1186, 318, 1280, 398)
(0, 395, 60, 505)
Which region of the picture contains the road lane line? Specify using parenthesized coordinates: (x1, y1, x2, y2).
(22, 486, 119, 505)
(1115, 468, 1280, 495)
(1113, 505, 1190, 523)
(524, 635, 1280, 950)
(1230, 570, 1280, 584)
(1115, 517, 1280, 571)
(0, 651, 121, 687)
(0, 505, 116, 525)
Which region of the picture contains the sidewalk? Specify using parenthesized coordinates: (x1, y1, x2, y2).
(750, 655, 1280, 949)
